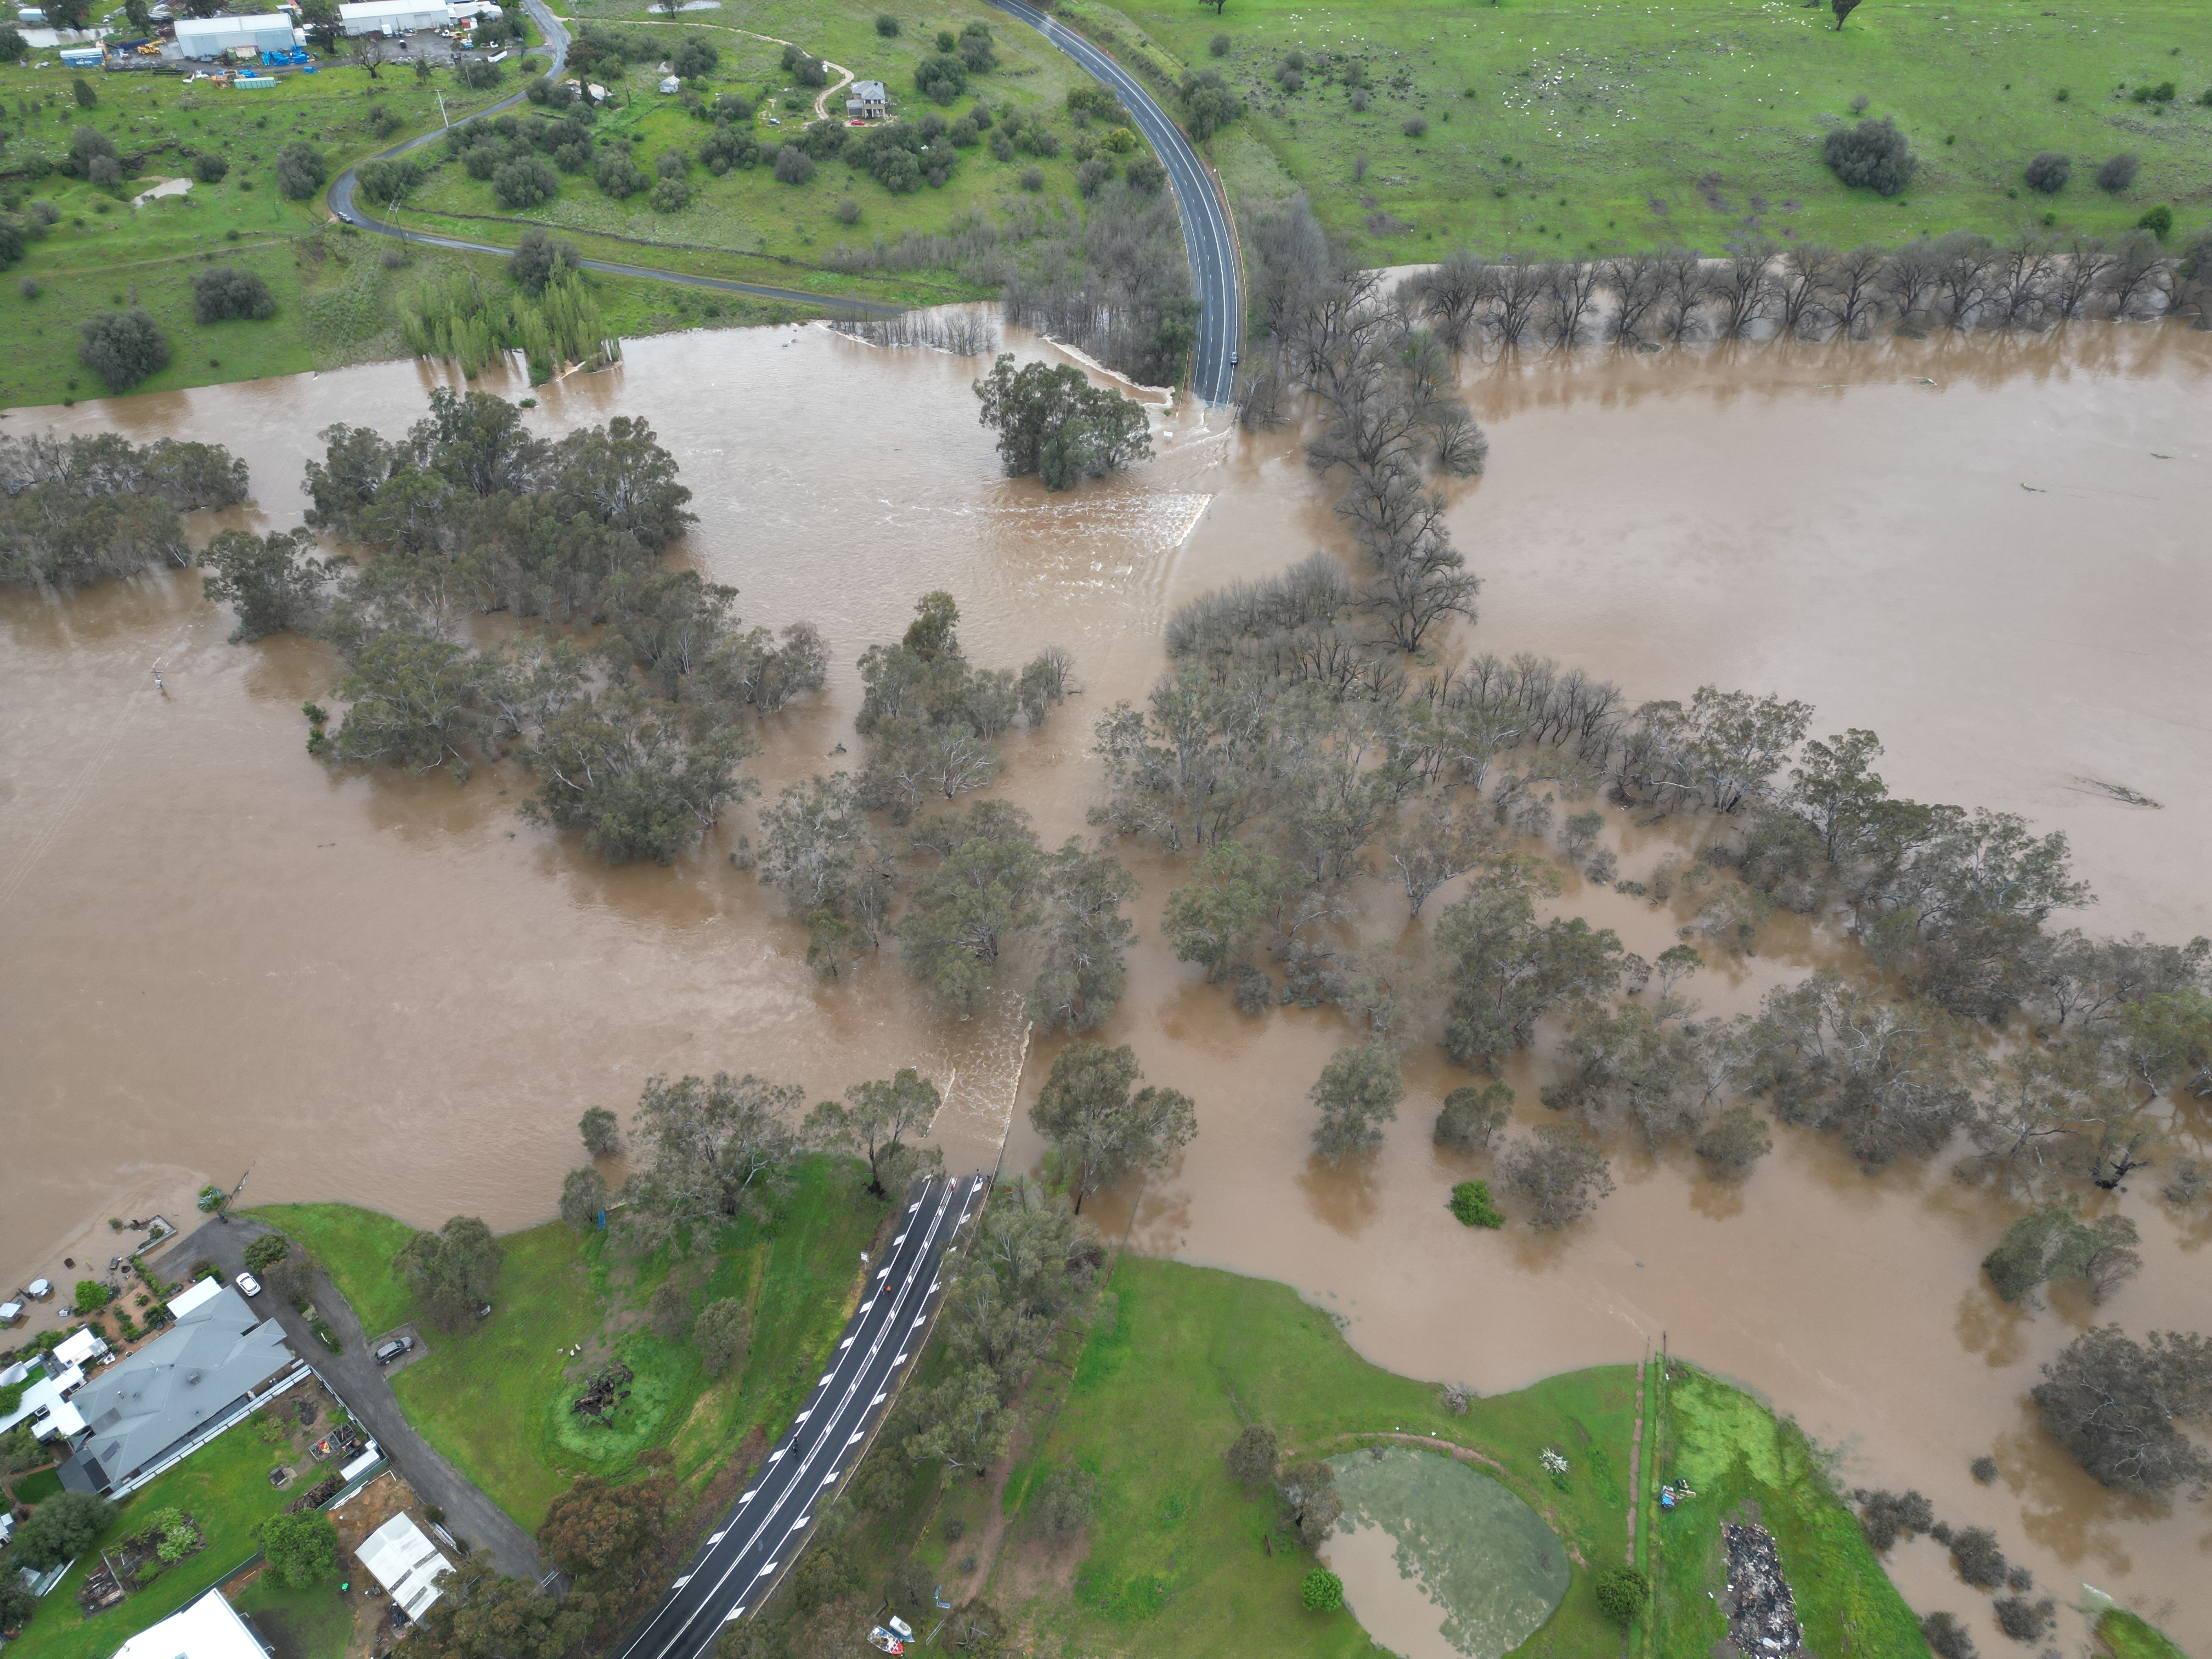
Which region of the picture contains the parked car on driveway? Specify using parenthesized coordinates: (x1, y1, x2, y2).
(235, 1271, 262, 1296)
(374, 1335, 414, 1365)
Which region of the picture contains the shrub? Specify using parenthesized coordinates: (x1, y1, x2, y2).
(274, 142, 325, 200)
(1994, 1597, 2054, 1641)
(18, 276, 37, 300)
(456, 55, 505, 91)
(956, 20, 994, 73)
(1824, 116, 1915, 195)
(1921, 1611, 1977, 1659)
(507, 227, 578, 294)
(836, 196, 860, 225)
(876, 12, 900, 35)
(1276, 66, 1303, 93)
(72, 75, 95, 108)
(1593, 1565, 1649, 1622)
(697, 121, 758, 175)
(1125, 154, 1165, 193)
(74, 1279, 112, 1310)
(1210, 31, 1229, 55)
(1180, 69, 1242, 140)
(915, 53, 967, 104)
(1299, 1568, 1344, 1612)
(2023, 151, 2069, 194)
(595, 148, 648, 197)
(2130, 80, 2176, 104)
(191, 266, 276, 323)
(1970, 1454, 1999, 1484)
(773, 144, 814, 185)
(1076, 157, 1113, 198)
(1403, 115, 1428, 138)
(648, 175, 692, 212)
(192, 151, 229, 184)
(942, 1515, 964, 1542)
(2096, 152, 2138, 192)
(367, 103, 402, 138)
(1448, 1180, 1505, 1228)
(492, 155, 557, 209)
(0, 22, 24, 59)
(669, 34, 716, 79)
(1946, 1525, 2008, 1589)
(2137, 204, 2174, 238)
(1019, 165, 1043, 191)
(356, 156, 425, 204)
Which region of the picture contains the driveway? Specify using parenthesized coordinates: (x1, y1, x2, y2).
(157, 1217, 545, 1582)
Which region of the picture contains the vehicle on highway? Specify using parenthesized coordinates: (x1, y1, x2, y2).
(235, 1271, 262, 1296)
(865, 1629, 905, 1655)
(373, 1335, 414, 1365)
(1231, 352, 1239, 365)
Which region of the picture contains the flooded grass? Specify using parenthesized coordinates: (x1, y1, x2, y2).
(2095, 1607, 2190, 1659)
(1005, 1255, 1636, 1657)
(1650, 1364, 1924, 1659)
(1324, 1446, 1571, 1659)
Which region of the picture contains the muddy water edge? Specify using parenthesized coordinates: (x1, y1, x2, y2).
(3, 318, 2209, 1649)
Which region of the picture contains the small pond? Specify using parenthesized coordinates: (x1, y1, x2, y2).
(1322, 1446, 1571, 1659)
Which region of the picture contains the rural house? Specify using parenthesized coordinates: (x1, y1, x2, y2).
(53, 1279, 303, 1499)
(846, 79, 887, 120)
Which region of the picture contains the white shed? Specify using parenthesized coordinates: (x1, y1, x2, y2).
(336, 0, 444, 35)
(356, 1513, 454, 1620)
(173, 12, 296, 54)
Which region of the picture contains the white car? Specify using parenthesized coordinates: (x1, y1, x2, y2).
(235, 1271, 263, 1296)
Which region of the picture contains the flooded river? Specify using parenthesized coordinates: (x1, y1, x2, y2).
(4, 317, 2209, 1649)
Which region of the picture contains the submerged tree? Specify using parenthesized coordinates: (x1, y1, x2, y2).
(973, 353, 1153, 490)
(2030, 1325, 2212, 1500)
(1030, 1040, 1197, 1212)
(1308, 1041, 1404, 1160)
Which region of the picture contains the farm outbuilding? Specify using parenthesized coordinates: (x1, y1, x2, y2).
(337, 0, 445, 35)
(174, 12, 297, 54)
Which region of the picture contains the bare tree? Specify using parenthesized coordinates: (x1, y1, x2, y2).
(1487, 256, 1546, 346)
(1716, 244, 1775, 338)
(1931, 232, 1999, 328)
(1601, 251, 1664, 343)
(2049, 234, 2115, 320)
(2103, 229, 2169, 318)
(1499, 1122, 1616, 1229)
(1655, 249, 1709, 342)
(1542, 258, 1604, 347)
(1385, 800, 1498, 916)
(1882, 237, 1942, 323)
(1821, 242, 1890, 337)
(1417, 250, 1487, 351)
(1774, 245, 1833, 337)
(1989, 234, 2056, 327)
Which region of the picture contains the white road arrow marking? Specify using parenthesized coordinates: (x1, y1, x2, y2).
(672, 1576, 692, 1589)
(709, 1531, 727, 1543)
(754, 1562, 777, 1577)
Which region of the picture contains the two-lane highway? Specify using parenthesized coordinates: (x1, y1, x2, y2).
(989, 0, 1244, 404)
(613, 1173, 987, 1659)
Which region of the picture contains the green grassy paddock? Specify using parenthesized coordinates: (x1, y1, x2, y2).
(7, 1407, 298, 1659)
(1650, 1363, 1926, 1658)
(248, 1202, 421, 1336)
(1102, 0, 2212, 261)
(262, 1160, 884, 1532)
(1000, 1255, 1637, 1658)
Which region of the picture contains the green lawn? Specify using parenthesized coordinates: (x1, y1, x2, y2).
(2096, 1607, 2190, 1659)
(278, 1159, 887, 1532)
(7, 1407, 298, 1659)
(9, 1468, 65, 1506)
(1649, 1363, 1927, 1659)
(1000, 1255, 1639, 1658)
(1101, 0, 2212, 261)
(230, 1573, 352, 1659)
(249, 1202, 421, 1337)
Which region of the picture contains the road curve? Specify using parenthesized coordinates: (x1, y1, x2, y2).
(988, 0, 1243, 404)
(612, 1173, 986, 1659)
(324, 0, 901, 317)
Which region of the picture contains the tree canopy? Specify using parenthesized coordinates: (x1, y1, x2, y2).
(973, 354, 1153, 490)
(1030, 1041, 1197, 1212)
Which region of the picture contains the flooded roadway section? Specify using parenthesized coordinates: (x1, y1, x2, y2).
(3, 317, 2209, 1647)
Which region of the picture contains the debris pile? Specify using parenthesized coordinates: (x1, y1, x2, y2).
(1722, 1521, 1802, 1655)
(572, 1361, 634, 1424)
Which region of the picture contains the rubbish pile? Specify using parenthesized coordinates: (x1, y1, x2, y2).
(1722, 1521, 1803, 1655)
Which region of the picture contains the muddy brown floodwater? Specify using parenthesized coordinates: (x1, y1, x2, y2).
(4, 317, 2209, 1650)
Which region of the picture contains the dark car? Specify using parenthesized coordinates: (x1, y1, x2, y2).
(373, 1335, 414, 1365)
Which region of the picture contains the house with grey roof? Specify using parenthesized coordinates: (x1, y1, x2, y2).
(846, 79, 887, 120)
(54, 1280, 303, 1500)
